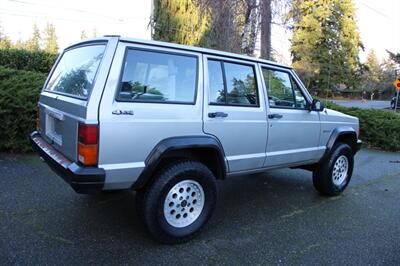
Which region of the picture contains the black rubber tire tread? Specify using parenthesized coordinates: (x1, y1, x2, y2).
(313, 142, 354, 196)
(139, 160, 217, 244)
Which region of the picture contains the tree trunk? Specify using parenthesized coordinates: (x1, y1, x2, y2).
(248, 2, 260, 55)
(260, 0, 272, 60)
(241, 0, 254, 54)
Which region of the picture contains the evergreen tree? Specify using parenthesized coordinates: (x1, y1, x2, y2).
(25, 24, 41, 51)
(360, 50, 381, 91)
(290, 0, 363, 92)
(43, 23, 58, 53)
(26, 23, 41, 51)
(387, 50, 400, 65)
(0, 21, 12, 49)
(152, 0, 210, 46)
(80, 30, 88, 40)
(380, 59, 398, 96)
(14, 35, 25, 49)
(92, 28, 98, 38)
(198, 0, 246, 53)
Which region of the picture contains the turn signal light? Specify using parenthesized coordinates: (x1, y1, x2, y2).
(78, 124, 98, 166)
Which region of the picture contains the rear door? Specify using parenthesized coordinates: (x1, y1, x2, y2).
(38, 38, 118, 161)
(203, 55, 267, 172)
(260, 65, 323, 167)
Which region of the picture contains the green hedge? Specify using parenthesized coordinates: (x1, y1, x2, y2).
(0, 64, 398, 152)
(0, 48, 58, 73)
(325, 101, 400, 151)
(0, 66, 47, 152)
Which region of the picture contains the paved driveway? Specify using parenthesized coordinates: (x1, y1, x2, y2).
(330, 100, 390, 109)
(1, 149, 399, 265)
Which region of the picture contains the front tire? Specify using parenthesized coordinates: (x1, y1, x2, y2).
(138, 160, 217, 244)
(313, 143, 354, 196)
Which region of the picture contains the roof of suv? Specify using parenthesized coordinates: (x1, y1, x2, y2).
(67, 36, 292, 70)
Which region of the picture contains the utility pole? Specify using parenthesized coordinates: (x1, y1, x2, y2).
(395, 69, 399, 112)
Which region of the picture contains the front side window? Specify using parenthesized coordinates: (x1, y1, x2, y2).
(117, 49, 198, 103)
(262, 68, 307, 109)
(208, 59, 258, 106)
(45, 44, 106, 99)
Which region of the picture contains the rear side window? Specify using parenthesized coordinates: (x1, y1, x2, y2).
(208, 59, 258, 107)
(117, 49, 198, 103)
(45, 44, 106, 99)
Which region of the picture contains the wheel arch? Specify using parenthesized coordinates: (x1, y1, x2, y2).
(321, 127, 358, 162)
(133, 136, 227, 190)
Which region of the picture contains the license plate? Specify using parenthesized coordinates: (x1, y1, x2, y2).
(45, 109, 64, 146)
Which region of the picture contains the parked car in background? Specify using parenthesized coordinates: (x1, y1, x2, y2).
(390, 94, 400, 109)
(30, 36, 361, 244)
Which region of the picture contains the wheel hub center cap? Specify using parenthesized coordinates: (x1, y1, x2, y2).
(181, 200, 187, 207)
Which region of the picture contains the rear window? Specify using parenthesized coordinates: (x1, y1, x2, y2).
(45, 44, 106, 99)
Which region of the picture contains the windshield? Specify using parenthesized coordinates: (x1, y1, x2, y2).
(45, 44, 106, 99)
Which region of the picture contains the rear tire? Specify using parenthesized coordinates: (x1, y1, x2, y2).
(137, 160, 217, 244)
(313, 143, 354, 196)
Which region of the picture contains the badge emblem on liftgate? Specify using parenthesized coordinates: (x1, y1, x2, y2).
(112, 110, 134, 115)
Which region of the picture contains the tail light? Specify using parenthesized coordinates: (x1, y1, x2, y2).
(36, 106, 40, 130)
(78, 123, 98, 166)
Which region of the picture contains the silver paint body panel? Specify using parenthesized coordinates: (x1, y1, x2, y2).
(36, 37, 360, 190)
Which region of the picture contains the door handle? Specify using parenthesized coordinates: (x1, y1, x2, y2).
(208, 112, 228, 118)
(268, 113, 283, 119)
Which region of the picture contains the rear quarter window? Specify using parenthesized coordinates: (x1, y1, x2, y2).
(45, 44, 106, 99)
(116, 49, 198, 104)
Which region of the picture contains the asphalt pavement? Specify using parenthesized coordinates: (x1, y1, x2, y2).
(1, 149, 399, 265)
(330, 100, 390, 109)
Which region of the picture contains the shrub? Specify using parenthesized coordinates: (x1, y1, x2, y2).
(325, 101, 400, 151)
(0, 48, 58, 73)
(0, 66, 47, 152)
(0, 64, 398, 152)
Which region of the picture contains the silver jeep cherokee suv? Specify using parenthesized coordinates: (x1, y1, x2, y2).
(31, 36, 362, 243)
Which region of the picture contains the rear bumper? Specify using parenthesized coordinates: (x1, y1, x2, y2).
(30, 131, 105, 194)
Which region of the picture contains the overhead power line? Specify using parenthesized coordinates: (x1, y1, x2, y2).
(358, 1, 396, 21)
(7, 0, 124, 22)
(0, 9, 126, 24)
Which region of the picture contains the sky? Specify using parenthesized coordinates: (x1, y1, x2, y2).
(0, 0, 399, 64)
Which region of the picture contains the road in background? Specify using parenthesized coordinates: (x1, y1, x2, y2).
(1, 149, 399, 265)
(330, 100, 390, 109)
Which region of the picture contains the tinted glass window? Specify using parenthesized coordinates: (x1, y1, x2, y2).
(224, 62, 258, 106)
(292, 79, 307, 108)
(208, 60, 225, 104)
(117, 49, 197, 103)
(45, 44, 106, 99)
(208, 60, 258, 106)
(262, 68, 306, 109)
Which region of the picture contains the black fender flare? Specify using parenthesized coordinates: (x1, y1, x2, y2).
(133, 135, 227, 189)
(320, 126, 359, 162)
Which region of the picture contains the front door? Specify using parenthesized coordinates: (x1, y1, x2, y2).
(260, 66, 323, 167)
(203, 55, 267, 173)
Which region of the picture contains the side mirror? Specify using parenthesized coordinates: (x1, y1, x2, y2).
(311, 99, 324, 112)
